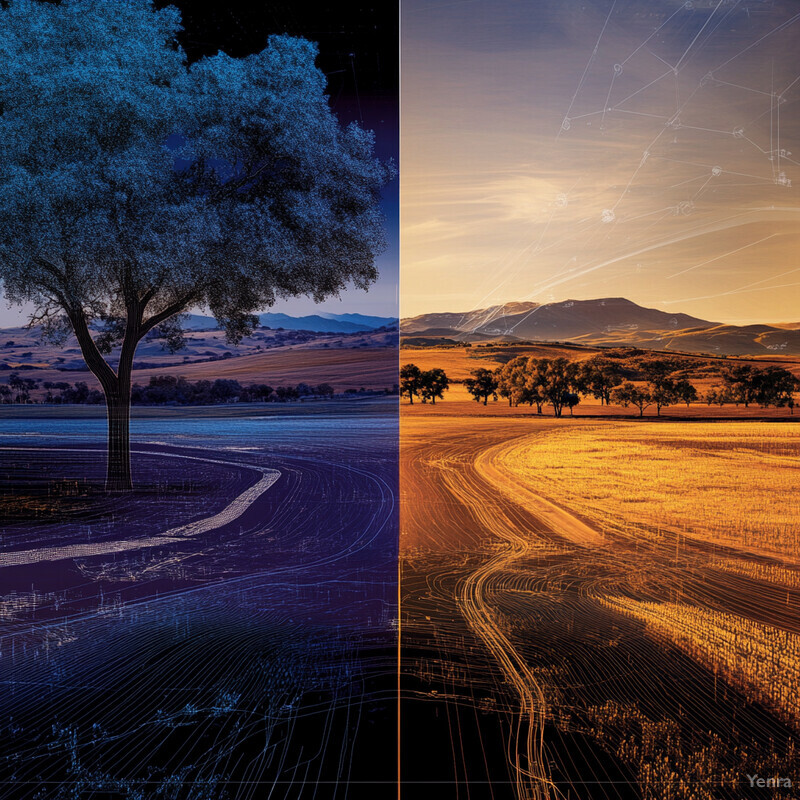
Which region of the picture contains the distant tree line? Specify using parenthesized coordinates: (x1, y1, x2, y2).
(704, 364, 797, 412)
(0, 373, 399, 405)
(400, 355, 798, 417)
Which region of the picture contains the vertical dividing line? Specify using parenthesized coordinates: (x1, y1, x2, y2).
(397, 1, 403, 797)
(397, 513, 402, 800)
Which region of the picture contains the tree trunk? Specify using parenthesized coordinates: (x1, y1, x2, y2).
(103, 324, 137, 492)
(66, 293, 193, 493)
(103, 343, 135, 491)
(105, 390, 132, 492)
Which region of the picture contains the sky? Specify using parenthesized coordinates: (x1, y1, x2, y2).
(0, 2, 399, 327)
(401, 0, 800, 325)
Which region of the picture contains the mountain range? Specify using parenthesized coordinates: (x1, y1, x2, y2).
(184, 311, 397, 333)
(401, 298, 800, 356)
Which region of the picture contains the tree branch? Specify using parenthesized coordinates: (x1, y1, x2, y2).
(68, 309, 118, 388)
(140, 293, 196, 336)
(139, 286, 157, 309)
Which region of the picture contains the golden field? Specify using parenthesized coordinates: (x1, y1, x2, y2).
(603, 596, 800, 726)
(401, 401, 800, 795)
(493, 421, 800, 561)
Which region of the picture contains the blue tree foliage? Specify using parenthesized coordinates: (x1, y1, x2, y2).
(0, 0, 394, 349)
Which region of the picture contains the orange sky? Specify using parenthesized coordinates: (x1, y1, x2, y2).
(401, 0, 800, 324)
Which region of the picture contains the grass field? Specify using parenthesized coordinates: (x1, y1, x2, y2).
(492, 421, 800, 560)
(603, 595, 800, 726)
(401, 402, 800, 797)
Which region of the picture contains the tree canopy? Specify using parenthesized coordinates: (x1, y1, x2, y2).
(0, 0, 394, 488)
(0, 0, 392, 344)
(464, 368, 498, 405)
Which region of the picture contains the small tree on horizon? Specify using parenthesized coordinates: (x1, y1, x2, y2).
(721, 365, 759, 407)
(400, 363, 422, 404)
(561, 391, 580, 416)
(524, 358, 548, 415)
(464, 368, 498, 405)
(673, 378, 698, 408)
(641, 359, 678, 416)
(579, 356, 623, 405)
(612, 382, 652, 417)
(419, 368, 449, 404)
(0, 1, 393, 490)
(538, 357, 580, 418)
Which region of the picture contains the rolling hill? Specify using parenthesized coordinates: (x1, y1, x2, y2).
(0, 321, 398, 392)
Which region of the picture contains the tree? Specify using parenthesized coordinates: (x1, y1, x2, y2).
(496, 356, 529, 407)
(673, 379, 697, 408)
(649, 378, 677, 416)
(721, 365, 758, 407)
(419, 368, 449, 404)
(561, 391, 580, 416)
(496, 359, 518, 406)
(400, 364, 422, 404)
(611, 382, 652, 417)
(538, 357, 580, 418)
(579, 357, 623, 405)
(714, 387, 734, 407)
(464, 368, 498, 405)
(0, 1, 393, 490)
(523, 358, 549, 415)
(753, 366, 797, 408)
(641, 359, 678, 416)
(8, 372, 37, 404)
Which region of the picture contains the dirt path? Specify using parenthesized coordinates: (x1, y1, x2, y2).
(475, 437, 605, 548)
(0, 446, 280, 568)
(403, 418, 582, 798)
